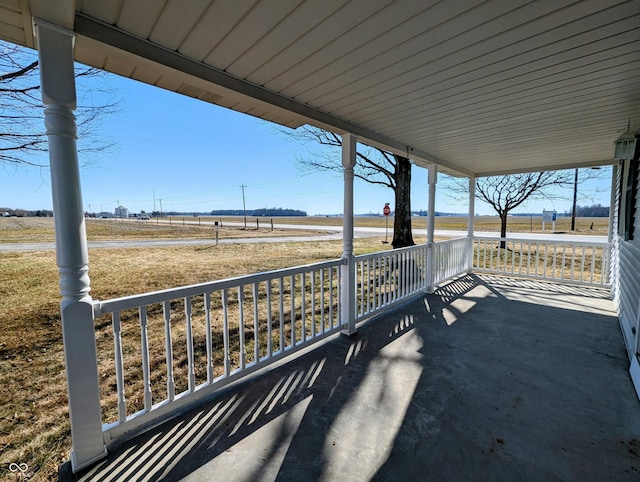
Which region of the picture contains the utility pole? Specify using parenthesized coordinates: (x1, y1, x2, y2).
(571, 168, 578, 231)
(240, 184, 247, 229)
(159, 198, 163, 217)
(153, 189, 156, 213)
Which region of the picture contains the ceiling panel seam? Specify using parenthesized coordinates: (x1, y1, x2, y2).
(239, 1, 347, 80)
(149, 0, 217, 52)
(433, 128, 624, 150)
(378, 73, 640, 135)
(303, 0, 578, 111)
(477, 159, 616, 177)
(294, 1, 504, 106)
(227, 0, 310, 77)
(173, 0, 216, 53)
(320, 6, 639, 117)
(113, 0, 127, 27)
(204, 1, 306, 71)
(418, 101, 640, 142)
(245, 1, 365, 85)
(369, 74, 640, 135)
(348, 34, 640, 122)
(276, 0, 442, 99)
(329, 25, 639, 120)
(271, 0, 397, 93)
(299, 0, 530, 103)
(199, 0, 261, 67)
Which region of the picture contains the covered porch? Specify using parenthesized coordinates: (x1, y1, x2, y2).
(67, 274, 640, 481)
(1, 0, 639, 477)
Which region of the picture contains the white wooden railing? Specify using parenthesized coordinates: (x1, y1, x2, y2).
(95, 258, 345, 441)
(354, 244, 429, 320)
(90, 235, 610, 448)
(432, 237, 470, 286)
(473, 236, 610, 286)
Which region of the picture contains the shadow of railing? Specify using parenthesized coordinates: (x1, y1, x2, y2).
(61, 274, 630, 482)
(477, 273, 612, 298)
(68, 302, 422, 481)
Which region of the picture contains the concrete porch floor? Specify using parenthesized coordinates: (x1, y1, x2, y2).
(64, 274, 640, 481)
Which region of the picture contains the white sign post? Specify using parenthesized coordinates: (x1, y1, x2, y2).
(542, 210, 557, 231)
(383, 203, 391, 244)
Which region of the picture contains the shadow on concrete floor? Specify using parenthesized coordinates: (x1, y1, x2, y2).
(63, 274, 640, 481)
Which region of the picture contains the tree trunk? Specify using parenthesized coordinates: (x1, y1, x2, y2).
(499, 212, 508, 249)
(392, 155, 415, 248)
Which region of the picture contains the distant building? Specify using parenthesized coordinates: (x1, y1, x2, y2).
(115, 206, 128, 218)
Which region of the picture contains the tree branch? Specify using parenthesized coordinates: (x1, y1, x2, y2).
(0, 40, 120, 168)
(0, 60, 37, 82)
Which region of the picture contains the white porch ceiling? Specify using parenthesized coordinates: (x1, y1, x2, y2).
(1, 0, 639, 177)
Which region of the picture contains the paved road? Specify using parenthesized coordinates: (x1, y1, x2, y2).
(167, 219, 608, 242)
(0, 224, 607, 252)
(155, 219, 608, 242)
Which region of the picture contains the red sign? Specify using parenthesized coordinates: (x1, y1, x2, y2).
(383, 205, 391, 216)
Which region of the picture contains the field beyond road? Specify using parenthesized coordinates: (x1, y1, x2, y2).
(0, 217, 327, 244)
(0, 215, 610, 246)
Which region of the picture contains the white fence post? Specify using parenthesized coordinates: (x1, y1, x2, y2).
(341, 134, 357, 334)
(35, 19, 106, 471)
(467, 177, 476, 272)
(426, 165, 438, 292)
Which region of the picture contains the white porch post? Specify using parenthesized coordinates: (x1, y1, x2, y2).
(426, 164, 437, 292)
(608, 164, 618, 246)
(34, 19, 106, 471)
(341, 133, 357, 335)
(467, 176, 476, 272)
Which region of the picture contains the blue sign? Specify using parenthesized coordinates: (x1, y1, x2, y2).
(542, 210, 557, 222)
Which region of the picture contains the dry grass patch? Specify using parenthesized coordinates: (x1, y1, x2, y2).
(0, 217, 326, 244)
(0, 237, 391, 481)
(473, 242, 607, 283)
(0, 250, 69, 481)
(0, 218, 55, 243)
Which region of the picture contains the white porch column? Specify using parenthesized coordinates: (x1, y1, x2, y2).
(341, 133, 357, 335)
(608, 163, 619, 246)
(467, 177, 476, 272)
(34, 19, 106, 472)
(608, 164, 619, 288)
(426, 164, 437, 292)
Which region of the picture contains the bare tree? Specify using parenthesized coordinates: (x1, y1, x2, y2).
(446, 168, 609, 247)
(0, 41, 118, 168)
(475, 172, 568, 244)
(284, 125, 414, 248)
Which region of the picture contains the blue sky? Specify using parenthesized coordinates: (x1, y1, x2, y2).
(1, 69, 613, 216)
